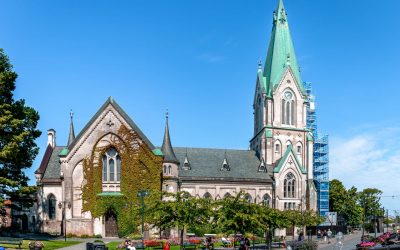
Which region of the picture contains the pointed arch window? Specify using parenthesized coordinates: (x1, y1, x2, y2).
(275, 140, 281, 153)
(102, 148, 121, 182)
(284, 172, 296, 198)
(48, 194, 56, 220)
(282, 90, 296, 125)
(262, 194, 271, 207)
(244, 193, 253, 203)
(224, 193, 232, 199)
(203, 192, 212, 199)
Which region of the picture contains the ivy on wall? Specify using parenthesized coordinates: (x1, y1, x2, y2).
(81, 124, 163, 236)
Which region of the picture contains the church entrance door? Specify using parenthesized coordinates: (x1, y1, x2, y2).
(105, 210, 118, 237)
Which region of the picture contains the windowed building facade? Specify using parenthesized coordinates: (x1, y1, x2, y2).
(34, 0, 317, 237)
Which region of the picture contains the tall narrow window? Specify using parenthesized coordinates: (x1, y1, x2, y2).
(282, 90, 295, 125)
(244, 193, 253, 203)
(262, 194, 271, 207)
(102, 147, 121, 182)
(284, 172, 296, 198)
(116, 155, 121, 181)
(48, 194, 56, 220)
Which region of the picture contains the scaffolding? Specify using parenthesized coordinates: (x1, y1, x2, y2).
(303, 82, 330, 217)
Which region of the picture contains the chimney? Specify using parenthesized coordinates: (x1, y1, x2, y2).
(47, 129, 56, 148)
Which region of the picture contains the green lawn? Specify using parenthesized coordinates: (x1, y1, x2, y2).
(106, 241, 123, 249)
(0, 240, 81, 249)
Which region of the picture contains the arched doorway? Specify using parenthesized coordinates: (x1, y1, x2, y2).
(105, 209, 118, 237)
(21, 214, 28, 231)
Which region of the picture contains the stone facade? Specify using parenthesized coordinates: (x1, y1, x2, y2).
(34, 0, 318, 238)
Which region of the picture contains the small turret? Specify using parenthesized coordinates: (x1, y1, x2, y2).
(161, 111, 179, 164)
(67, 110, 75, 147)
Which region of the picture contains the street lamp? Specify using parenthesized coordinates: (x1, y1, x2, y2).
(138, 190, 149, 250)
(58, 201, 71, 242)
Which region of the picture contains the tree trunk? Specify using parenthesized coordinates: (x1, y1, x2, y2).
(265, 230, 268, 249)
(293, 224, 295, 241)
(180, 227, 184, 250)
(233, 231, 237, 250)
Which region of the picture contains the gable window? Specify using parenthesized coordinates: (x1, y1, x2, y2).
(102, 148, 121, 182)
(48, 194, 56, 220)
(284, 172, 296, 198)
(281, 90, 296, 126)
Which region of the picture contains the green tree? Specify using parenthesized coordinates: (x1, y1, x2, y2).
(283, 210, 302, 240)
(215, 192, 262, 248)
(329, 179, 363, 227)
(359, 188, 383, 234)
(147, 191, 212, 249)
(0, 48, 41, 217)
(258, 207, 288, 249)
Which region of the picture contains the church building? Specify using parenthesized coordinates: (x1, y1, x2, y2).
(34, 0, 317, 237)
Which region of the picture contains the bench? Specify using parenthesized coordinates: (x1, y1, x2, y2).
(271, 242, 286, 248)
(0, 237, 23, 249)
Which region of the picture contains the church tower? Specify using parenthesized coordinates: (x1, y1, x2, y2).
(250, 0, 316, 211)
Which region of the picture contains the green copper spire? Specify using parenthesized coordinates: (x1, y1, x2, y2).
(262, 0, 305, 97)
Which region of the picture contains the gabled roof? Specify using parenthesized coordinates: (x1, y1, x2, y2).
(35, 144, 53, 174)
(274, 144, 307, 174)
(174, 147, 273, 181)
(262, 0, 305, 97)
(68, 97, 155, 151)
(42, 146, 64, 179)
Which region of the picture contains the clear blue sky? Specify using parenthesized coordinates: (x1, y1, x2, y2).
(1, 0, 399, 213)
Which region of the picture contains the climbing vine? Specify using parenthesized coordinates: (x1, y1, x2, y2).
(81, 124, 163, 236)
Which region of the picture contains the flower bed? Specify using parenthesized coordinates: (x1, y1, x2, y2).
(144, 240, 162, 247)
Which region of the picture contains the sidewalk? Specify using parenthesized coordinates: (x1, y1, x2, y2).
(318, 231, 362, 250)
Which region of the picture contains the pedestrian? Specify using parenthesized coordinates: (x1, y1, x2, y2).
(327, 229, 332, 244)
(239, 237, 245, 250)
(244, 237, 251, 250)
(163, 242, 170, 250)
(317, 229, 321, 238)
(298, 232, 304, 241)
(323, 230, 327, 243)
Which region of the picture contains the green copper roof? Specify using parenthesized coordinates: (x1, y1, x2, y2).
(97, 192, 124, 197)
(59, 148, 69, 156)
(307, 133, 313, 142)
(274, 144, 307, 174)
(152, 148, 164, 156)
(263, 0, 305, 97)
(265, 129, 273, 138)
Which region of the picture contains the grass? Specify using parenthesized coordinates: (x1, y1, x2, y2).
(106, 241, 123, 249)
(0, 240, 81, 249)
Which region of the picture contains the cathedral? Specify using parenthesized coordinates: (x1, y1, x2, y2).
(34, 0, 317, 237)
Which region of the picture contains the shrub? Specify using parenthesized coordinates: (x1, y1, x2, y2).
(287, 240, 317, 250)
(95, 234, 102, 238)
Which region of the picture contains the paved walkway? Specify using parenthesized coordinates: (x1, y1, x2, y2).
(57, 238, 119, 250)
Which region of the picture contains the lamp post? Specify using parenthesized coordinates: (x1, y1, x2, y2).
(58, 201, 71, 242)
(138, 190, 149, 250)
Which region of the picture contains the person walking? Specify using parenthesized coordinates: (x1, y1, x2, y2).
(327, 229, 332, 244)
(323, 230, 327, 243)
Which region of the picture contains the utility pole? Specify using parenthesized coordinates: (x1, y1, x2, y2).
(138, 190, 149, 250)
